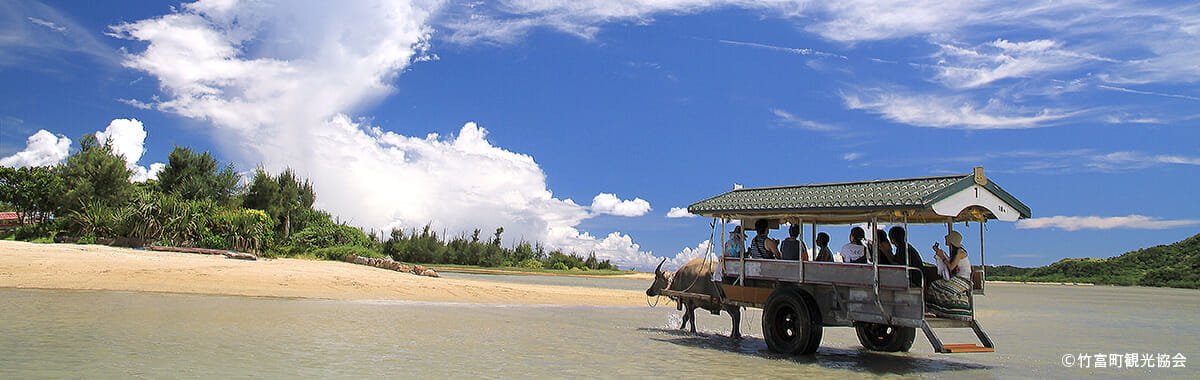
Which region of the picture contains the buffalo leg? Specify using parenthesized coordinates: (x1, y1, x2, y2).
(687, 306, 698, 333)
(727, 305, 742, 339)
(679, 301, 691, 330)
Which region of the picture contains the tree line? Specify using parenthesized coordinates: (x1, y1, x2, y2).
(0, 135, 618, 271)
(986, 233, 1200, 289)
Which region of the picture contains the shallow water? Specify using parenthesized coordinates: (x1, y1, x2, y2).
(1, 281, 1196, 378)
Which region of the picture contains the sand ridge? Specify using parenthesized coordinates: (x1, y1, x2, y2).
(0, 241, 648, 306)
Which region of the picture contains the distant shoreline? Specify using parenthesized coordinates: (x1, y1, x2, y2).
(987, 280, 1095, 286)
(432, 266, 654, 280)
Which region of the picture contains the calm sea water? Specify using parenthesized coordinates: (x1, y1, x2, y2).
(1, 279, 1196, 379)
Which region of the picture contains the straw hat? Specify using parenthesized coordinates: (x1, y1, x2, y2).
(945, 231, 963, 248)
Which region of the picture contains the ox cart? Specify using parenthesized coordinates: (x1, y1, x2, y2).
(662, 167, 1030, 355)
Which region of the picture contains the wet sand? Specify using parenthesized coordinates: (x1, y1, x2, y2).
(0, 241, 646, 306)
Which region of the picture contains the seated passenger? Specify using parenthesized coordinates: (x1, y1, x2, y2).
(838, 227, 868, 263)
(888, 226, 925, 287)
(779, 224, 808, 260)
(873, 229, 897, 265)
(925, 231, 974, 317)
(723, 226, 746, 258)
(747, 219, 780, 259)
(813, 232, 834, 262)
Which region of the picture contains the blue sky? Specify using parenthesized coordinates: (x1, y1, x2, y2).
(2, 0, 1198, 271)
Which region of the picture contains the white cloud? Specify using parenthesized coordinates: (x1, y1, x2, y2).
(0, 0, 121, 68)
(27, 17, 66, 33)
(932, 39, 1116, 89)
(842, 152, 861, 161)
(841, 89, 1075, 129)
(591, 193, 652, 217)
(436, 0, 1200, 88)
(892, 149, 1200, 174)
(666, 207, 696, 218)
(719, 39, 846, 59)
(1088, 151, 1200, 171)
(771, 108, 839, 132)
(0, 129, 71, 168)
(1096, 85, 1200, 102)
(1017, 215, 1200, 231)
(95, 119, 147, 167)
(665, 239, 717, 270)
(94, 118, 164, 182)
(112, 1, 663, 270)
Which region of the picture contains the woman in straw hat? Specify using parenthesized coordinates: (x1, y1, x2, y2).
(925, 230, 974, 316)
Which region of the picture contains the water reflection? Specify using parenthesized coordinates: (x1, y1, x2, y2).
(641, 327, 991, 375)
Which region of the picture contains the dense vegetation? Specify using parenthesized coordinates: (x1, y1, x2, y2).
(0, 136, 618, 272)
(987, 233, 1200, 289)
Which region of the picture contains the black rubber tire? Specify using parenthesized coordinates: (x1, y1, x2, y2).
(854, 322, 916, 352)
(762, 288, 823, 355)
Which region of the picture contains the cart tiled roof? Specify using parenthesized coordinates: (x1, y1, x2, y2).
(688, 173, 1030, 219)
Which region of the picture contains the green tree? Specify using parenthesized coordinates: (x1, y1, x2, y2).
(157, 146, 240, 205)
(0, 165, 62, 225)
(56, 134, 133, 214)
(243, 167, 315, 239)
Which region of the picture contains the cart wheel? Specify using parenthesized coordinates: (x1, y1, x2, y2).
(762, 288, 822, 355)
(854, 322, 915, 352)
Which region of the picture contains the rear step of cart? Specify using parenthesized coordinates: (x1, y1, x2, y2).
(941, 344, 994, 353)
(921, 318, 995, 353)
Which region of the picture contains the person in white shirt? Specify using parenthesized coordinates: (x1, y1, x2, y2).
(838, 226, 867, 263)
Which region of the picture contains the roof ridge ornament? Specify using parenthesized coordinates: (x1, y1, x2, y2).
(973, 166, 988, 186)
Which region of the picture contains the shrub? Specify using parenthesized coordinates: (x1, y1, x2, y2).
(551, 262, 568, 271)
(68, 202, 122, 237)
(14, 223, 53, 241)
(209, 208, 273, 253)
(198, 234, 227, 250)
(281, 220, 373, 256)
(517, 259, 543, 269)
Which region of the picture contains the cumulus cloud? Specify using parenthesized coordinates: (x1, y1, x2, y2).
(95, 118, 164, 182)
(1017, 215, 1200, 231)
(841, 89, 1075, 129)
(112, 1, 666, 270)
(591, 193, 652, 217)
(665, 239, 717, 270)
(0, 129, 71, 167)
(667, 207, 696, 218)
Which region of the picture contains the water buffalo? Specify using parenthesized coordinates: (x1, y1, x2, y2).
(646, 258, 741, 339)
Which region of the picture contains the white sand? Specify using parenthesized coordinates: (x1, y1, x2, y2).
(0, 240, 648, 306)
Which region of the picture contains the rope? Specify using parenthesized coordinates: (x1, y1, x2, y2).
(675, 218, 718, 294)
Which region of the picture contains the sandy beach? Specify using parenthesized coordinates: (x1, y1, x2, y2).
(0, 241, 648, 306)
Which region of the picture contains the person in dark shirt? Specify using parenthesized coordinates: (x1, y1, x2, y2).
(779, 223, 808, 260)
(813, 232, 834, 262)
(873, 229, 898, 265)
(888, 226, 925, 287)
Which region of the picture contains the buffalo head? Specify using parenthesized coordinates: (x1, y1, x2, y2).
(645, 258, 670, 297)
